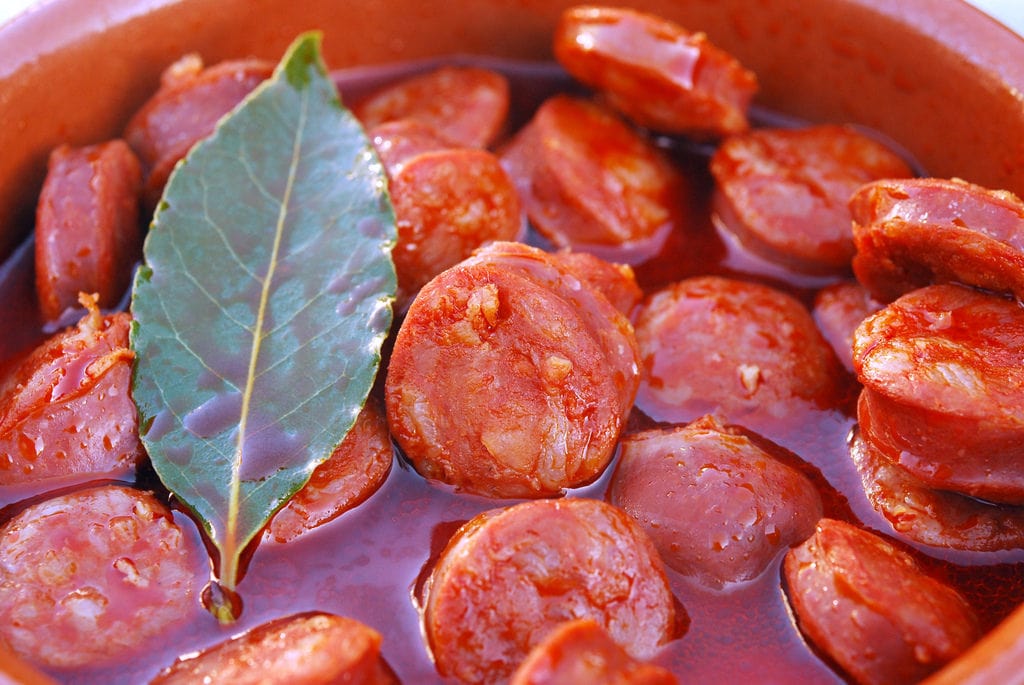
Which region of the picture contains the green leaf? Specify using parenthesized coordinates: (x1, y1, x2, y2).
(129, 32, 396, 618)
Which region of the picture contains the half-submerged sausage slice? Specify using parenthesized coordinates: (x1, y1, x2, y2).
(265, 399, 393, 544)
(849, 427, 1024, 553)
(500, 95, 686, 263)
(711, 125, 912, 274)
(850, 177, 1024, 302)
(610, 415, 822, 587)
(424, 498, 678, 684)
(151, 612, 396, 685)
(34, 139, 142, 323)
(784, 518, 981, 685)
(386, 242, 638, 498)
(811, 280, 883, 375)
(510, 619, 679, 685)
(853, 284, 1024, 504)
(0, 485, 201, 669)
(633, 276, 845, 441)
(0, 301, 142, 487)
(124, 55, 274, 208)
(353, 66, 510, 149)
(553, 5, 757, 138)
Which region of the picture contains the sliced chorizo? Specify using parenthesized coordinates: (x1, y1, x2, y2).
(367, 118, 452, 175)
(710, 125, 913, 274)
(424, 498, 678, 684)
(852, 284, 1024, 504)
(553, 6, 757, 138)
(0, 299, 143, 487)
(610, 415, 822, 587)
(353, 65, 510, 149)
(385, 242, 639, 498)
(265, 399, 393, 544)
(850, 177, 1024, 302)
(123, 56, 274, 208)
(387, 147, 524, 306)
(0, 485, 202, 669)
(499, 95, 686, 263)
(811, 280, 883, 375)
(849, 425, 1024, 553)
(552, 249, 643, 316)
(783, 518, 981, 685)
(150, 612, 396, 685)
(633, 276, 844, 440)
(510, 619, 679, 685)
(34, 139, 142, 323)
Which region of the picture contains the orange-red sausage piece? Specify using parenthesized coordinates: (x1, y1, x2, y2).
(386, 242, 639, 498)
(633, 276, 844, 440)
(265, 399, 393, 544)
(853, 284, 1024, 505)
(424, 498, 677, 684)
(850, 177, 1024, 303)
(353, 66, 510, 149)
(610, 415, 822, 587)
(510, 619, 679, 685)
(849, 427, 1024, 553)
(500, 95, 686, 263)
(0, 485, 202, 669)
(552, 249, 643, 316)
(710, 125, 913, 274)
(784, 518, 981, 685)
(387, 147, 524, 306)
(811, 280, 883, 375)
(368, 119, 452, 175)
(124, 55, 274, 208)
(0, 298, 143, 487)
(34, 139, 142, 323)
(553, 5, 757, 138)
(151, 612, 397, 685)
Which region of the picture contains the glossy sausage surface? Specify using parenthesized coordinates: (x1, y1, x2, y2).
(553, 5, 757, 137)
(711, 125, 912, 273)
(850, 177, 1024, 302)
(0, 485, 202, 669)
(424, 498, 678, 684)
(34, 140, 142, 323)
(784, 518, 981, 685)
(853, 284, 1024, 504)
(610, 415, 822, 587)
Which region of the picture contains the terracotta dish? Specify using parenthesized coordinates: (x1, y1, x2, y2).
(1, 0, 1023, 683)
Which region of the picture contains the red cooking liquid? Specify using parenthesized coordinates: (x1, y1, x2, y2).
(1, 57, 1022, 685)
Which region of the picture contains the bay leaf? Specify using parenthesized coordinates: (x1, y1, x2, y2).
(130, 32, 396, 620)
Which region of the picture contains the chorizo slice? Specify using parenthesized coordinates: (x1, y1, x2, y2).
(424, 498, 678, 684)
(123, 55, 274, 207)
(34, 139, 142, 323)
(552, 249, 643, 316)
(852, 284, 1024, 504)
(0, 485, 202, 669)
(499, 95, 686, 263)
(633, 276, 844, 439)
(510, 619, 679, 685)
(150, 612, 396, 685)
(385, 243, 638, 498)
(553, 6, 757, 138)
(265, 399, 393, 544)
(849, 425, 1024, 553)
(811, 280, 883, 375)
(710, 125, 913, 274)
(0, 299, 143, 487)
(353, 65, 510, 149)
(610, 415, 822, 587)
(368, 118, 452, 175)
(388, 148, 524, 306)
(850, 177, 1024, 302)
(783, 518, 981, 685)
